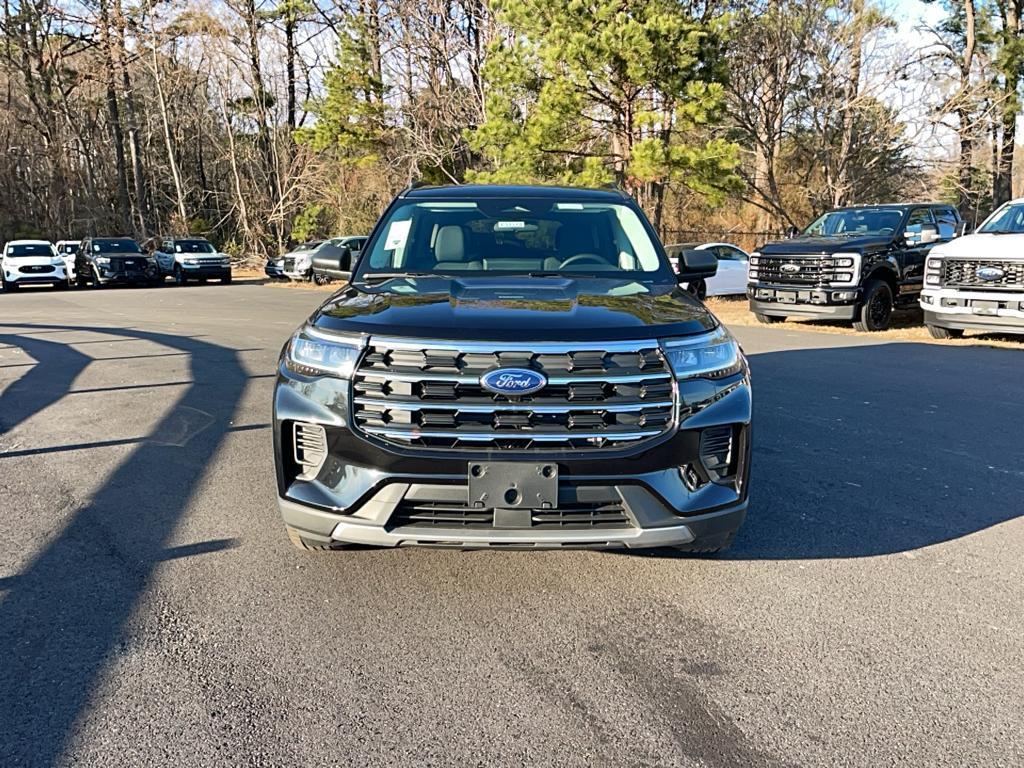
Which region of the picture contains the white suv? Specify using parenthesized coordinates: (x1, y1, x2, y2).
(55, 240, 81, 281)
(1, 240, 68, 291)
(922, 200, 1024, 338)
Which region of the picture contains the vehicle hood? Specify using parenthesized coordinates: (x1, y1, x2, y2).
(759, 234, 893, 254)
(930, 233, 1024, 260)
(312, 277, 717, 341)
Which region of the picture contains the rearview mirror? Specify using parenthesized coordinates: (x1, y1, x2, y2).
(676, 249, 718, 281)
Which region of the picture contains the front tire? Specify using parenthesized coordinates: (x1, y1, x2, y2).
(927, 324, 964, 340)
(686, 279, 707, 300)
(313, 272, 330, 286)
(853, 278, 894, 332)
(669, 531, 736, 556)
(754, 312, 782, 324)
(286, 525, 338, 552)
(91, 267, 105, 288)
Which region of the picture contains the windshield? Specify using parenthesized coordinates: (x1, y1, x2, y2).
(92, 239, 142, 254)
(978, 203, 1024, 233)
(6, 243, 53, 258)
(59, 243, 79, 254)
(803, 208, 904, 237)
(175, 240, 216, 253)
(356, 198, 665, 279)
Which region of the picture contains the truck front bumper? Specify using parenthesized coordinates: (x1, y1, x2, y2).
(922, 288, 1024, 335)
(749, 285, 860, 320)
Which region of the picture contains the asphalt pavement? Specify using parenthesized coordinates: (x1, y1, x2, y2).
(0, 283, 1021, 767)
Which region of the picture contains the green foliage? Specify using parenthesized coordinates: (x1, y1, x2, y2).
(292, 204, 334, 242)
(301, 16, 389, 164)
(467, 0, 740, 203)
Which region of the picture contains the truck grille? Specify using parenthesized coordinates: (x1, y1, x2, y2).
(282, 257, 296, 273)
(941, 259, 1024, 290)
(19, 264, 55, 274)
(754, 254, 838, 285)
(351, 338, 676, 451)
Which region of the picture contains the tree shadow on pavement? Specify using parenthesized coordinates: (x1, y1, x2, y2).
(727, 341, 1024, 560)
(0, 322, 250, 767)
(0, 333, 92, 435)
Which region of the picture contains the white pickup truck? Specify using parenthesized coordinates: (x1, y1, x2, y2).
(921, 199, 1024, 338)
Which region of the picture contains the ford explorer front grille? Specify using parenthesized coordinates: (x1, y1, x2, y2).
(351, 338, 676, 451)
(941, 259, 1024, 290)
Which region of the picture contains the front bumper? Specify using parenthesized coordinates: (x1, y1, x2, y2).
(749, 285, 860, 320)
(182, 264, 231, 279)
(922, 287, 1024, 335)
(96, 267, 157, 285)
(284, 268, 311, 280)
(5, 266, 67, 285)
(273, 360, 752, 550)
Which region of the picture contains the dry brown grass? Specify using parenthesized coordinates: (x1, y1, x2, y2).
(706, 296, 1024, 349)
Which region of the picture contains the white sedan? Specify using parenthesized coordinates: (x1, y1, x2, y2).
(667, 241, 751, 298)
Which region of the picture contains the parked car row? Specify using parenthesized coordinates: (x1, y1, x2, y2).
(0, 235, 233, 291)
(265, 236, 367, 284)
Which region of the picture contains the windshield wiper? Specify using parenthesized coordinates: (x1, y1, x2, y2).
(355, 271, 434, 284)
(982, 228, 1019, 235)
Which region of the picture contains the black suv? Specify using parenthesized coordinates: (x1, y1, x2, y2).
(76, 237, 158, 288)
(273, 185, 752, 553)
(748, 203, 962, 331)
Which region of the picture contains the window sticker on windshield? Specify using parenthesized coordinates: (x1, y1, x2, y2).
(556, 203, 584, 210)
(93, 244, 101, 252)
(384, 220, 411, 251)
(495, 221, 526, 230)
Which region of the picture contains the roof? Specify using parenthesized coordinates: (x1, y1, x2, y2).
(833, 202, 952, 211)
(6, 239, 52, 246)
(402, 183, 628, 201)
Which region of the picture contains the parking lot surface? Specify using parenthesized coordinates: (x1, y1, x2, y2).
(1, 284, 1021, 767)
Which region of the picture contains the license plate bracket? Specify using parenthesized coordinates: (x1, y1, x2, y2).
(468, 461, 558, 510)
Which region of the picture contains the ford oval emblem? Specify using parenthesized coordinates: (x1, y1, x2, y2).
(480, 368, 547, 396)
(780, 263, 801, 273)
(976, 266, 1005, 281)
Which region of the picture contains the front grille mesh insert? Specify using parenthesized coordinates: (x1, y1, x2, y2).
(941, 259, 1024, 289)
(351, 339, 676, 451)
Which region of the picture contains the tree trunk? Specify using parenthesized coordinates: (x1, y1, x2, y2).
(994, 1, 1022, 205)
(833, 0, 865, 207)
(957, 0, 978, 220)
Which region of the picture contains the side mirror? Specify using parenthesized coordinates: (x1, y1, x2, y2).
(907, 222, 940, 246)
(676, 249, 718, 281)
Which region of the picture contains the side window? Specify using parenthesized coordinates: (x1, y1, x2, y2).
(933, 207, 959, 239)
(903, 208, 934, 240)
(906, 208, 934, 227)
(714, 246, 746, 261)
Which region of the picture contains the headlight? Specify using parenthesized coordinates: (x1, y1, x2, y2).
(96, 257, 111, 266)
(284, 328, 364, 378)
(829, 253, 860, 285)
(926, 275, 941, 285)
(661, 327, 744, 380)
(51, 256, 64, 265)
(184, 257, 198, 265)
(927, 257, 942, 270)
(749, 252, 761, 265)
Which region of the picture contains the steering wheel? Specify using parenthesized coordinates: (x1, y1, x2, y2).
(559, 253, 607, 268)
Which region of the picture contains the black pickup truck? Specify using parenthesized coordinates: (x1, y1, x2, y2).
(748, 203, 962, 331)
